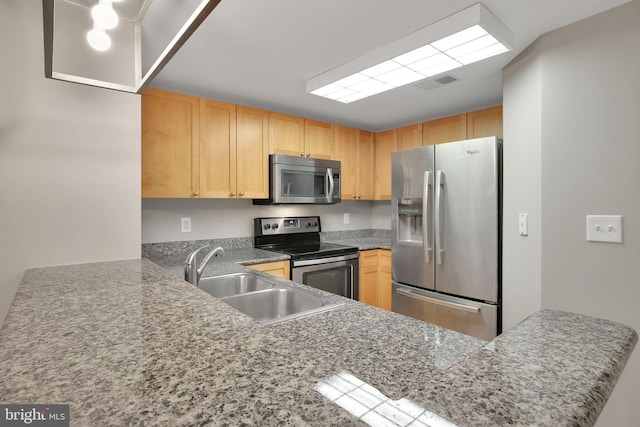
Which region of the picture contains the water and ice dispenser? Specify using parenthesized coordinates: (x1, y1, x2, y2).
(397, 199, 423, 244)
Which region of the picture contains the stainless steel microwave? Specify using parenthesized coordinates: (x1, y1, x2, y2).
(253, 154, 341, 205)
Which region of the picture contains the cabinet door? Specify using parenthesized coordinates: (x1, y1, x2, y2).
(397, 123, 422, 150)
(423, 113, 467, 146)
(334, 125, 357, 200)
(142, 89, 199, 198)
(378, 250, 392, 311)
(248, 260, 290, 280)
(357, 130, 375, 200)
(269, 112, 305, 156)
(467, 105, 503, 138)
(237, 106, 269, 199)
(359, 250, 379, 306)
(374, 129, 397, 200)
(305, 119, 334, 159)
(199, 99, 236, 198)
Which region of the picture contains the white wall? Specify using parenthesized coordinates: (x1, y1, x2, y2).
(503, 2, 640, 425)
(142, 199, 378, 243)
(0, 0, 141, 326)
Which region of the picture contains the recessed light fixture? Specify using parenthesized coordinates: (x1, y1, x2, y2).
(307, 3, 512, 104)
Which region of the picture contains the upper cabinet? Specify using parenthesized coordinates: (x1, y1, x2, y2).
(423, 113, 467, 146)
(467, 105, 503, 139)
(356, 130, 375, 200)
(304, 119, 335, 159)
(374, 129, 397, 200)
(268, 112, 305, 157)
(335, 126, 374, 201)
(397, 123, 422, 150)
(142, 89, 268, 199)
(268, 113, 335, 159)
(236, 106, 269, 199)
(199, 99, 237, 198)
(142, 89, 200, 198)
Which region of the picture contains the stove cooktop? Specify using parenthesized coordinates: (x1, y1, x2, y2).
(261, 241, 358, 260)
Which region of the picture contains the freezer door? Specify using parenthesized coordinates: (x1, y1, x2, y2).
(391, 146, 434, 290)
(392, 283, 498, 340)
(434, 137, 500, 303)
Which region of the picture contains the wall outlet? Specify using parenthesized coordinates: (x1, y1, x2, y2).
(343, 213, 350, 224)
(181, 217, 192, 233)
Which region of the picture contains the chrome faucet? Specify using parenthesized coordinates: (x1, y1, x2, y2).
(184, 246, 225, 285)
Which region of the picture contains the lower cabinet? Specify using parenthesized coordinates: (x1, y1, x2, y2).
(358, 249, 391, 311)
(247, 260, 290, 280)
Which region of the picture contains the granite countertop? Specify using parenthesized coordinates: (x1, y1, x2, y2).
(328, 237, 391, 251)
(0, 259, 636, 427)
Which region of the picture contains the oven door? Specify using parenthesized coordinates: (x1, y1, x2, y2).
(291, 254, 359, 300)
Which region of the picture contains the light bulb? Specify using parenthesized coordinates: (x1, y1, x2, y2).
(87, 28, 111, 51)
(91, 1, 118, 30)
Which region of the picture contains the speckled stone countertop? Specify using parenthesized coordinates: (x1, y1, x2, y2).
(0, 259, 636, 427)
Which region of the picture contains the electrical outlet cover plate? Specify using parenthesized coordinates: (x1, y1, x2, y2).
(586, 215, 622, 243)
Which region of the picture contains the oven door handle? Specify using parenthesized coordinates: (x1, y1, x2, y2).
(291, 253, 359, 267)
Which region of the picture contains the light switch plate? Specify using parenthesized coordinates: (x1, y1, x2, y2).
(519, 213, 528, 236)
(586, 215, 622, 243)
(343, 213, 350, 224)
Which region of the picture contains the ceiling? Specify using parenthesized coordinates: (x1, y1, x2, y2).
(150, 0, 630, 132)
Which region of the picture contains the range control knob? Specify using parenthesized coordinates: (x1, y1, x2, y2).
(312, 221, 318, 227)
(306, 221, 312, 228)
(263, 223, 271, 230)
(272, 223, 279, 229)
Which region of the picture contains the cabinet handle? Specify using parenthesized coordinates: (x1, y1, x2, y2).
(194, 191, 199, 197)
(239, 192, 245, 196)
(352, 195, 357, 199)
(300, 152, 305, 157)
(230, 191, 236, 196)
(357, 195, 361, 199)
(306, 153, 311, 157)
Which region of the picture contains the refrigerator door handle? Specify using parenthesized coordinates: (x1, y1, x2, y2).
(435, 170, 444, 265)
(396, 287, 480, 314)
(423, 171, 431, 263)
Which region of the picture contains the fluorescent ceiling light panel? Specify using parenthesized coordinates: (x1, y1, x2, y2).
(307, 3, 512, 104)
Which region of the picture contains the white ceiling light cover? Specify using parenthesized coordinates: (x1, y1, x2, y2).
(307, 3, 512, 104)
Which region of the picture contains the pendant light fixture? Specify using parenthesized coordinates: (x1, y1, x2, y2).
(87, 0, 122, 52)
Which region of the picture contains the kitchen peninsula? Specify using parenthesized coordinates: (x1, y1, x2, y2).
(0, 258, 636, 426)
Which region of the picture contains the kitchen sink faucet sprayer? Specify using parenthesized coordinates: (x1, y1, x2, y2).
(185, 246, 225, 285)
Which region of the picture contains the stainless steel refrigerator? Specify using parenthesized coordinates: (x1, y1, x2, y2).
(391, 136, 501, 340)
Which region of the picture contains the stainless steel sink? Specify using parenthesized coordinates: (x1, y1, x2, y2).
(197, 272, 343, 324)
(198, 273, 279, 298)
(221, 287, 342, 325)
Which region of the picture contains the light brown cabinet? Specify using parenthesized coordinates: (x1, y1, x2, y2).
(142, 89, 268, 199)
(304, 119, 335, 159)
(236, 106, 269, 199)
(268, 114, 335, 159)
(247, 260, 290, 279)
(142, 89, 200, 198)
(335, 126, 374, 201)
(467, 105, 503, 139)
(423, 113, 467, 146)
(374, 129, 397, 200)
(358, 249, 392, 311)
(397, 123, 422, 150)
(199, 99, 237, 198)
(268, 112, 305, 157)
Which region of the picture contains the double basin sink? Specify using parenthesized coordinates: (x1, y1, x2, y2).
(197, 272, 344, 325)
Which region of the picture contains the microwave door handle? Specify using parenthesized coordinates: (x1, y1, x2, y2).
(326, 168, 334, 203)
